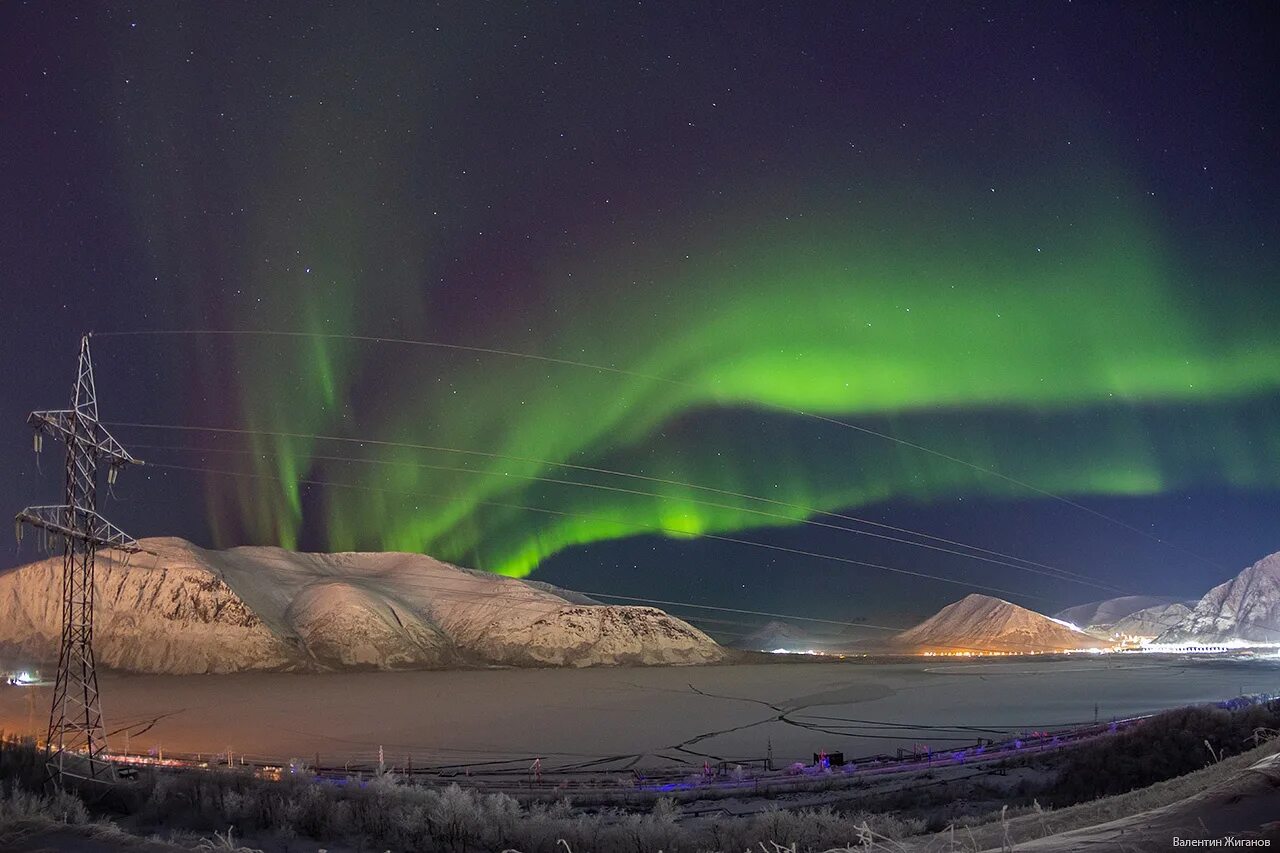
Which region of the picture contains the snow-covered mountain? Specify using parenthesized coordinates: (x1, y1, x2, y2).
(1054, 595, 1195, 641)
(0, 538, 725, 673)
(734, 620, 816, 651)
(1055, 596, 1187, 631)
(893, 593, 1099, 653)
(1106, 602, 1193, 640)
(1157, 552, 1280, 644)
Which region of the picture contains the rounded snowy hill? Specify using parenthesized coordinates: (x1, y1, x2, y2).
(0, 537, 725, 673)
(1055, 595, 1188, 631)
(893, 593, 1100, 654)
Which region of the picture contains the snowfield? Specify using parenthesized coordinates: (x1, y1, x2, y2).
(1, 657, 1274, 770)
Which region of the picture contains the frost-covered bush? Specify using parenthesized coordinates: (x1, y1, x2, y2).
(1049, 700, 1280, 804)
(705, 805, 925, 852)
(0, 784, 90, 825)
(0, 735, 44, 791)
(0, 738, 929, 853)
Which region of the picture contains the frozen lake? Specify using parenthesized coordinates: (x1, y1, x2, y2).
(2, 656, 1277, 771)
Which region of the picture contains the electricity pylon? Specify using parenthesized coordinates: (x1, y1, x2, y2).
(15, 335, 144, 785)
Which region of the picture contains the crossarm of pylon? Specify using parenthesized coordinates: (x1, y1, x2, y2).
(28, 411, 142, 467)
(15, 505, 143, 553)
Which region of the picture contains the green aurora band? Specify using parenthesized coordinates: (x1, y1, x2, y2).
(187, 178, 1280, 576)
(100, 6, 1280, 576)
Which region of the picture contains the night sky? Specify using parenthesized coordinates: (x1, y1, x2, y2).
(2, 2, 1277, 633)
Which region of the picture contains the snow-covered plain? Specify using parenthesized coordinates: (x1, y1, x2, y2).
(2, 657, 1275, 771)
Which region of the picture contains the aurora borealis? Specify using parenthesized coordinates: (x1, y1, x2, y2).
(3, 2, 1278, 621)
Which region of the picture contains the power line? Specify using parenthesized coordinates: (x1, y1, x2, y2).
(144, 460, 1051, 601)
(793, 408, 1226, 570)
(50, 465, 1265, 659)
(122, 454, 1280, 644)
(574, 592, 902, 633)
(93, 328, 1226, 570)
(129, 441, 1129, 593)
(92, 527, 1141, 657)
(106, 546, 812, 641)
(112, 427, 1126, 594)
(91, 535, 949, 644)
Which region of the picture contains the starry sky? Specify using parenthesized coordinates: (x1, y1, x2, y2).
(2, 1, 1277, 633)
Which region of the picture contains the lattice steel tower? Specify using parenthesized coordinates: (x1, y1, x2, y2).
(15, 335, 144, 784)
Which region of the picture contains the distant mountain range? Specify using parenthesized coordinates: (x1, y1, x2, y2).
(1055, 596, 1188, 631)
(0, 538, 725, 673)
(1052, 553, 1280, 645)
(1112, 602, 1195, 639)
(895, 550, 1280, 654)
(735, 619, 817, 651)
(1153, 551, 1280, 644)
(4, 536, 1277, 670)
(1054, 596, 1196, 641)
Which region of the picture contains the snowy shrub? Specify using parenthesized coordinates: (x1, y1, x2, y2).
(1049, 700, 1280, 803)
(0, 739, 933, 853)
(220, 789, 246, 824)
(0, 784, 89, 825)
(705, 805, 925, 852)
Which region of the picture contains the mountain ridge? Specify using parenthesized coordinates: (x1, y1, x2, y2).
(1054, 596, 1188, 630)
(0, 537, 725, 673)
(893, 593, 1098, 653)
(1156, 552, 1280, 644)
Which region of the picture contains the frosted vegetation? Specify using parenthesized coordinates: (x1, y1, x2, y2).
(2, 701, 1277, 852)
(0, 756, 922, 852)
